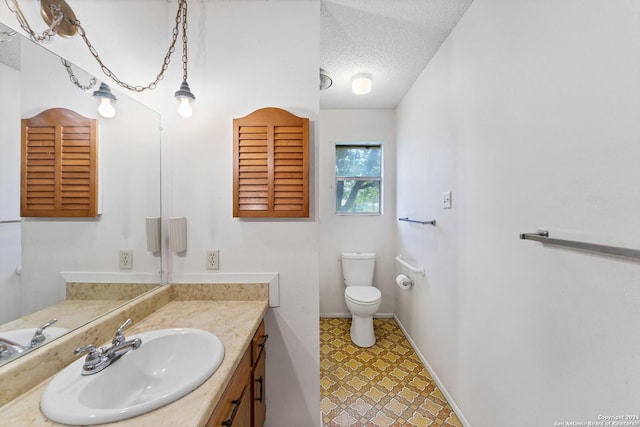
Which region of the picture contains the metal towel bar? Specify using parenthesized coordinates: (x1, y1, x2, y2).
(398, 217, 436, 226)
(519, 230, 640, 259)
(395, 255, 425, 276)
(0, 219, 21, 224)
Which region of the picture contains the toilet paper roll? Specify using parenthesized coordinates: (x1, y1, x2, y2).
(396, 274, 413, 290)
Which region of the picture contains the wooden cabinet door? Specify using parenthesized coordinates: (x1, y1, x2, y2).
(207, 349, 252, 427)
(233, 107, 309, 218)
(252, 350, 266, 427)
(21, 108, 98, 217)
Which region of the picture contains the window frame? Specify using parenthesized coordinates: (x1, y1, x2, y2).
(334, 142, 383, 216)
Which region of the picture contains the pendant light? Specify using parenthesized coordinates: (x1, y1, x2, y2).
(92, 82, 117, 118)
(174, 0, 195, 118)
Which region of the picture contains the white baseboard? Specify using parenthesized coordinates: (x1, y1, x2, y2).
(320, 312, 394, 319)
(393, 315, 471, 427)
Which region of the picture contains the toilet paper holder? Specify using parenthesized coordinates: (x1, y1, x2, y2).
(400, 276, 414, 287)
(395, 274, 414, 289)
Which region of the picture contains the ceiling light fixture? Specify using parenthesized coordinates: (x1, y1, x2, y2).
(320, 68, 333, 90)
(351, 73, 372, 95)
(92, 82, 117, 118)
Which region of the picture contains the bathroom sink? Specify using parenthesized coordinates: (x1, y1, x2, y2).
(0, 326, 69, 347)
(40, 328, 225, 425)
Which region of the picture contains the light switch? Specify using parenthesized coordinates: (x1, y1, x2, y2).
(443, 191, 452, 209)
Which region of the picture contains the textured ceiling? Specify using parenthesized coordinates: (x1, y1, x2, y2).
(320, 0, 473, 110)
(0, 22, 20, 70)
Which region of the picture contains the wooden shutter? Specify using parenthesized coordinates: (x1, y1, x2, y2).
(233, 108, 309, 218)
(21, 108, 98, 217)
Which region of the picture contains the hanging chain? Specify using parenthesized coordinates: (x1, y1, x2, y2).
(4, 0, 64, 42)
(71, 0, 187, 92)
(5, 0, 189, 93)
(181, 0, 188, 82)
(61, 58, 97, 91)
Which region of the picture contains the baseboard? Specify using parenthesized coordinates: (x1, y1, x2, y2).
(393, 315, 471, 427)
(320, 313, 394, 319)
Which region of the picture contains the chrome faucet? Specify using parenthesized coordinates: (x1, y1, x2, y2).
(0, 338, 25, 360)
(74, 319, 142, 375)
(29, 318, 58, 348)
(0, 318, 60, 361)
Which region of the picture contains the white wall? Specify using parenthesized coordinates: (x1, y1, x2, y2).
(395, 1, 640, 426)
(161, 3, 320, 424)
(0, 62, 21, 323)
(319, 110, 396, 316)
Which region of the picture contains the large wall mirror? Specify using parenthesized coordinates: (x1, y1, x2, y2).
(0, 22, 162, 367)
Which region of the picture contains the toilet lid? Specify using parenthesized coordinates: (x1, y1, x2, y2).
(345, 287, 381, 303)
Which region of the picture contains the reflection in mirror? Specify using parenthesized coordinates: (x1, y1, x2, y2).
(0, 22, 161, 366)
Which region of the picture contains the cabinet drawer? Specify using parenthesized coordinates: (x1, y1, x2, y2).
(207, 348, 252, 427)
(251, 320, 267, 366)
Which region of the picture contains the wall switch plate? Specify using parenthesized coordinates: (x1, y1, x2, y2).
(443, 191, 452, 209)
(206, 249, 219, 270)
(119, 249, 133, 270)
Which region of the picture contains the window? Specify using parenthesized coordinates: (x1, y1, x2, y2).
(335, 144, 382, 214)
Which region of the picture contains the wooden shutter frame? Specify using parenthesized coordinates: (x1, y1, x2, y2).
(21, 108, 98, 217)
(233, 107, 309, 218)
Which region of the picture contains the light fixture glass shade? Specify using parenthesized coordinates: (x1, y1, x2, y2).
(175, 80, 195, 118)
(352, 74, 372, 95)
(97, 98, 116, 118)
(177, 97, 193, 118)
(92, 83, 117, 118)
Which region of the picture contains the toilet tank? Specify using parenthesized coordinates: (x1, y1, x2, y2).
(341, 252, 376, 286)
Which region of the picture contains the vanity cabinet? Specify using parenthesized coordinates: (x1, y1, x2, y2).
(207, 320, 267, 427)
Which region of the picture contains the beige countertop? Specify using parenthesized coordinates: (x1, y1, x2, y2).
(0, 284, 269, 426)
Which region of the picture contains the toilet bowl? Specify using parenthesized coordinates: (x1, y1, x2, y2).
(341, 252, 381, 348)
(344, 287, 381, 347)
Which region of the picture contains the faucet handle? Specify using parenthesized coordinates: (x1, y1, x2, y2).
(36, 318, 58, 334)
(113, 318, 132, 345)
(74, 345, 102, 361)
(29, 318, 58, 348)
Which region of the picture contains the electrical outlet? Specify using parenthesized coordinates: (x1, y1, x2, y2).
(443, 191, 452, 209)
(119, 249, 133, 270)
(206, 249, 219, 270)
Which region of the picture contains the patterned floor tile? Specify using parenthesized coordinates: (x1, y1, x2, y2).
(320, 318, 462, 427)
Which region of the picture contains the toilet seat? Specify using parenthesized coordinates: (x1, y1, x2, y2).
(345, 287, 381, 305)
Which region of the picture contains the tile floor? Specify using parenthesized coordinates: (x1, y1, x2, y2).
(320, 317, 462, 427)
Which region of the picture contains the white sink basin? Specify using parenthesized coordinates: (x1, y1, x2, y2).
(0, 326, 69, 347)
(40, 328, 225, 425)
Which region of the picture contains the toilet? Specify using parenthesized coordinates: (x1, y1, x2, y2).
(341, 252, 381, 348)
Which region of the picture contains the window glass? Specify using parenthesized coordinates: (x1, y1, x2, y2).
(335, 144, 382, 214)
